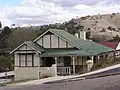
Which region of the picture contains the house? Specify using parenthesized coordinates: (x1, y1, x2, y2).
(101, 41, 120, 58)
(10, 29, 114, 81)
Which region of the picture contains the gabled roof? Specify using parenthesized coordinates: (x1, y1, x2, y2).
(34, 29, 114, 54)
(25, 41, 45, 52)
(100, 41, 119, 49)
(10, 41, 45, 54)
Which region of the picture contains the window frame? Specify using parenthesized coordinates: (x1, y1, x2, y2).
(19, 54, 34, 67)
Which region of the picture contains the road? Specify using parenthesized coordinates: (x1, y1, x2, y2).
(1, 75, 120, 90)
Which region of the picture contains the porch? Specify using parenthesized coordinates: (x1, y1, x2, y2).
(40, 49, 98, 76)
(40, 56, 92, 76)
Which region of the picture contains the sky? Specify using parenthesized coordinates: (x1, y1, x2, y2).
(0, 0, 120, 27)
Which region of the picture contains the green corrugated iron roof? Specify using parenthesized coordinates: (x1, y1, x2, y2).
(49, 29, 114, 54)
(40, 49, 95, 57)
(40, 49, 113, 57)
(25, 41, 45, 52)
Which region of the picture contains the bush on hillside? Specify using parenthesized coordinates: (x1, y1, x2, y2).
(107, 26, 114, 31)
(91, 57, 120, 71)
(100, 28, 106, 32)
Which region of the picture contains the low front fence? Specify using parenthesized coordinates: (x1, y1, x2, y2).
(57, 67, 71, 76)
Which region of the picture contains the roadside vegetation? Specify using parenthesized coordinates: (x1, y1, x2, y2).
(91, 57, 120, 71)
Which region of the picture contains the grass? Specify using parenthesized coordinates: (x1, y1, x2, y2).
(6, 76, 50, 86)
(6, 79, 36, 86)
(0, 83, 6, 87)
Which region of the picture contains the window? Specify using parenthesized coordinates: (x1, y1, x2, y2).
(19, 54, 34, 67)
(20, 55, 26, 66)
(27, 55, 33, 66)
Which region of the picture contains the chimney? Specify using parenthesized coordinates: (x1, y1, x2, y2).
(79, 29, 86, 40)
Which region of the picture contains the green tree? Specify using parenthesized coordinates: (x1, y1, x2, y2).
(113, 35, 120, 41)
(0, 22, 2, 28)
(0, 54, 13, 72)
(0, 26, 11, 48)
(7, 28, 39, 48)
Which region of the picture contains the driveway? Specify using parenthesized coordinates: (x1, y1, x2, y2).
(1, 74, 120, 90)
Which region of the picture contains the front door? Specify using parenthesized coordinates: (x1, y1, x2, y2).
(64, 57, 71, 67)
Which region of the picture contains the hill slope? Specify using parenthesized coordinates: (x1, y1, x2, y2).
(71, 13, 120, 40)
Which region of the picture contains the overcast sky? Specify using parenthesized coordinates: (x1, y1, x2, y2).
(0, 0, 120, 27)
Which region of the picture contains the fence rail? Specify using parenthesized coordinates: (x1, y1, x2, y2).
(0, 71, 14, 78)
(57, 67, 71, 75)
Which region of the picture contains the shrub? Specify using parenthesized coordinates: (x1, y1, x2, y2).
(110, 15, 113, 19)
(81, 16, 87, 20)
(107, 26, 113, 30)
(112, 13, 116, 15)
(87, 28, 91, 30)
(91, 58, 120, 71)
(118, 27, 120, 30)
(100, 28, 106, 32)
(112, 28, 116, 31)
(95, 20, 98, 23)
(87, 15, 90, 17)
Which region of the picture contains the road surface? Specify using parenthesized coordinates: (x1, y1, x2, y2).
(1, 75, 120, 90)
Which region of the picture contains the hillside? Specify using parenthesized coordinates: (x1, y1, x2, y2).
(71, 13, 120, 40)
(23, 13, 120, 42)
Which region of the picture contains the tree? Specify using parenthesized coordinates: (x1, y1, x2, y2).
(113, 35, 120, 41)
(0, 26, 11, 48)
(7, 28, 39, 48)
(0, 54, 13, 72)
(2, 26, 11, 35)
(109, 35, 120, 42)
(86, 31, 91, 39)
(87, 28, 91, 30)
(100, 28, 106, 32)
(79, 25, 84, 31)
(107, 26, 113, 31)
(0, 22, 2, 28)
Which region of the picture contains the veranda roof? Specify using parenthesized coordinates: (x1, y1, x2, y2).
(40, 49, 109, 57)
(40, 50, 92, 57)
